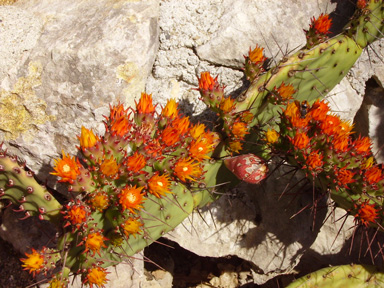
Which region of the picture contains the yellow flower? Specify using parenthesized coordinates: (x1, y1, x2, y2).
(89, 192, 109, 212)
(148, 173, 171, 198)
(100, 157, 120, 177)
(84, 232, 107, 257)
(162, 99, 179, 119)
(220, 97, 235, 114)
(231, 122, 248, 139)
(190, 123, 207, 140)
(20, 249, 44, 276)
(229, 141, 243, 153)
(51, 151, 81, 183)
(78, 126, 99, 149)
(265, 129, 279, 144)
(121, 217, 143, 238)
(118, 185, 145, 213)
(48, 278, 67, 288)
(84, 267, 109, 288)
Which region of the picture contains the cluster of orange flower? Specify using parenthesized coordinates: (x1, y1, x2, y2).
(267, 98, 384, 228)
(198, 72, 253, 153)
(22, 93, 218, 288)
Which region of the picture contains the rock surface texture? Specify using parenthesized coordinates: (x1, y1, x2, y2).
(0, 0, 383, 287)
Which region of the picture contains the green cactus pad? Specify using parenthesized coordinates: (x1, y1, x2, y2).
(286, 264, 384, 288)
(0, 149, 62, 224)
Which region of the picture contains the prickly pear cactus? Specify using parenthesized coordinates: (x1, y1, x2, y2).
(286, 264, 384, 288)
(5, 93, 240, 287)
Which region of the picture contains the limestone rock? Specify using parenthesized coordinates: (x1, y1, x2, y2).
(0, 0, 159, 183)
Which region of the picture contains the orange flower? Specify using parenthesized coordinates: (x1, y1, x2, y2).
(148, 173, 171, 198)
(84, 231, 107, 257)
(357, 0, 367, 9)
(332, 135, 349, 152)
(136, 92, 155, 114)
(289, 114, 310, 129)
(198, 72, 216, 91)
(64, 202, 88, 226)
(291, 132, 310, 149)
(171, 116, 190, 135)
(126, 152, 146, 173)
(121, 217, 143, 238)
(220, 97, 235, 114)
(110, 115, 131, 137)
(231, 121, 248, 139)
(118, 185, 145, 213)
(309, 100, 329, 121)
(89, 192, 109, 212)
(276, 82, 295, 100)
(162, 98, 179, 119)
(108, 102, 128, 123)
(174, 157, 203, 182)
(188, 137, 214, 161)
(356, 202, 379, 227)
(190, 123, 207, 140)
(353, 135, 372, 155)
(160, 125, 181, 146)
(240, 111, 254, 123)
(21, 249, 44, 276)
(248, 45, 267, 64)
(100, 157, 120, 177)
(265, 129, 279, 144)
(284, 102, 300, 119)
(144, 139, 162, 157)
(51, 151, 81, 183)
(320, 114, 341, 135)
(365, 165, 384, 185)
(306, 151, 323, 170)
(78, 126, 99, 149)
(311, 13, 332, 34)
(336, 167, 355, 188)
(84, 267, 109, 288)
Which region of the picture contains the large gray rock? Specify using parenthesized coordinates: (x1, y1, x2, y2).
(0, 0, 159, 182)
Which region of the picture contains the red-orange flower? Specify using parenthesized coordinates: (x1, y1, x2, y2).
(83, 231, 107, 257)
(100, 157, 120, 177)
(364, 165, 384, 185)
(121, 217, 143, 238)
(64, 201, 88, 227)
(174, 157, 203, 182)
(311, 13, 332, 34)
(51, 151, 81, 183)
(198, 72, 216, 91)
(332, 135, 349, 152)
(291, 132, 310, 149)
(84, 267, 109, 288)
(356, 202, 379, 227)
(319, 114, 341, 135)
(110, 115, 131, 137)
(353, 135, 372, 155)
(21, 249, 44, 276)
(162, 98, 179, 119)
(118, 185, 145, 213)
(160, 126, 180, 146)
(309, 100, 329, 121)
(108, 102, 128, 123)
(306, 151, 323, 171)
(357, 0, 368, 9)
(136, 92, 155, 114)
(289, 114, 310, 129)
(276, 82, 296, 100)
(126, 152, 146, 173)
(248, 45, 267, 64)
(144, 139, 162, 157)
(336, 167, 355, 188)
(148, 173, 171, 198)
